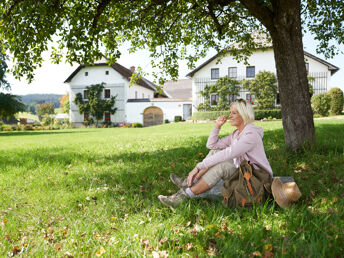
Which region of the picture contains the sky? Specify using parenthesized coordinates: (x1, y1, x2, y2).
(4, 33, 344, 96)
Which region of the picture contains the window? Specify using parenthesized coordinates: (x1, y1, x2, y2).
(105, 112, 111, 122)
(104, 89, 110, 98)
(246, 93, 255, 103)
(246, 66, 255, 78)
(305, 63, 309, 74)
(84, 112, 89, 121)
(228, 67, 237, 78)
(135, 91, 138, 99)
(85, 72, 88, 76)
(105, 70, 109, 75)
(211, 68, 219, 80)
(142, 93, 144, 98)
(210, 94, 219, 106)
(83, 90, 89, 99)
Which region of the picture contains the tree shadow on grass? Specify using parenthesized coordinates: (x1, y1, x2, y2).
(0, 129, 94, 137)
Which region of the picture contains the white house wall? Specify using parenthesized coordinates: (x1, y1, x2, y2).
(192, 49, 332, 110)
(128, 84, 155, 99)
(126, 101, 192, 124)
(69, 66, 128, 127)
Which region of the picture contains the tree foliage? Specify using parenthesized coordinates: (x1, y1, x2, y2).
(36, 102, 55, 120)
(243, 71, 277, 109)
(60, 93, 70, 114)
(74, 83, 117, 126)
(0, 92, 26, 119)
(198, 77, 240, 111)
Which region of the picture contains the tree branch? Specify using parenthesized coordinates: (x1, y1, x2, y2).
(92, 0, 112, 28)
(2, 0, 24, 20)
(239, 0, 274, 31)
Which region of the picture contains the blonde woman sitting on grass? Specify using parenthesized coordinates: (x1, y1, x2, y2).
(158, 99, 273, 207)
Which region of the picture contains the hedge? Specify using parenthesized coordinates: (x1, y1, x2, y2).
(190, 109, 282, 121)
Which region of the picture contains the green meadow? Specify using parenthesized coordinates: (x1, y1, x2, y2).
(0, 119, 343, 257)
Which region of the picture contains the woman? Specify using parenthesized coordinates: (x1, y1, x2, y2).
(158, 99, 273, 207)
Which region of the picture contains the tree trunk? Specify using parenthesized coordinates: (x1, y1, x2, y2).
(269, 3, 315, 151)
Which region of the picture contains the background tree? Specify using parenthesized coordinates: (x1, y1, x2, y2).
(243, 71, 277, 109)
(0, 92, 26, 119)
(74, 83, 117, 126)
(36, 102, 55, 120)
(328, 88, 343, 115)
(1, 1, 344, 150)
(0, 49, 25, 119)
(60, 93, 70, 114)
(198, 77, 240, 111)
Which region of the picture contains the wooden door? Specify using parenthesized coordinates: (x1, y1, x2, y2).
(143, 107, 163, 127)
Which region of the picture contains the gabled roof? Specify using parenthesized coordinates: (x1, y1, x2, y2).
(64, 58, 159, 92)
(304, 51, 339, 75)
(162, 79, 192, 100)
(186, 48, 340, 77)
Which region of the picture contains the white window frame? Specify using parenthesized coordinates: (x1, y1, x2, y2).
(246, 66, 255, 78)
(228, 67, 237, 78)
(210, 93, 219, 107)
(211, 68, 219, 80)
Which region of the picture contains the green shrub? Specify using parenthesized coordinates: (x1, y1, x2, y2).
(133, 122, 143, 128)
(311, 93, 331, 117)
(174, 116, 182, 122)
(191, 109, 281, 121)
(164, 119, 170, 123)
(328, 87, 344, 115)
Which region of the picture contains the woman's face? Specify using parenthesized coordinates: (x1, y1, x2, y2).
(229, 107, 244, 127)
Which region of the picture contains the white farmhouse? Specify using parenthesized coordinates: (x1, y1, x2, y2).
(186, 48, 339, 110)
(64, 57, 192, 127)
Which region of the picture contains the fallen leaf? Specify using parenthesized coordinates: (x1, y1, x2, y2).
(48, 227, 54, 234)
(171, 163, 175, 168)
(152, 250, 169, 258)
(96, 247, 105, 256)
(141, 239, 149, 248)
(251, 251, 262, 257)
(4, 235, 10, 241)
(64, 251, 74, 258)
(264, 244, 273, 252)
(111, 216, 117, 221)
(186, 243, 193, 250)
(215, 232, 224, 239)
(55, 244, 62, 250)
(265, 225, 271, 231)
(263, 251, 274, 258)
(2, 218, 7, 225)
(185, 221, 191, 227)
(12, 246, 21, 256)
(159, 237, 168, 246)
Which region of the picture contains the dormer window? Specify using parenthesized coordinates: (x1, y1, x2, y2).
(85, 72, 88, 76)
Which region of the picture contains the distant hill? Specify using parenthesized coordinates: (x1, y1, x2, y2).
(18, 94, 63, 114)
(19, 94, 63, 108)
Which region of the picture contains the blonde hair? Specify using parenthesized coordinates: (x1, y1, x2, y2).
(230, 99, 255, 125)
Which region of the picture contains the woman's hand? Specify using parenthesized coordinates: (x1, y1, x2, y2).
(187, 167, 199, 186)
(215, 115, 227, 129)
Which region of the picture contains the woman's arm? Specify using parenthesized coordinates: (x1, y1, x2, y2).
(206, 116, 232, 149)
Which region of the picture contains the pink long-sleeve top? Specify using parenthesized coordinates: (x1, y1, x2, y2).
(197, 123, 273, 176)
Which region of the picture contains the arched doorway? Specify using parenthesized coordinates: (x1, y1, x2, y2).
(143, 106, 163, 127)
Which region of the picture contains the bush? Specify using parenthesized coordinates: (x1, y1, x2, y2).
(164, 119, 170, 123)
(311, 93, 331, 117)
(190, 109, 281, 121)
(174, 116, 183, 122)
(328, 88, 344, 115)
(133, 122, 143, 128)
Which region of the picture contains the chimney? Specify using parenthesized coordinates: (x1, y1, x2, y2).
(130, 66, 135, 73)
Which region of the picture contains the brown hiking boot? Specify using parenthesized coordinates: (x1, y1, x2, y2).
(170, 173, 188, 189)
(158, 188, 189, 207)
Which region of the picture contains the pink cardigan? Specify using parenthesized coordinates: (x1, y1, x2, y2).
(197, 123, 273, 176)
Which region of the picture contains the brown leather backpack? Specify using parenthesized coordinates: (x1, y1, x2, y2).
(222, 160, 272, 208)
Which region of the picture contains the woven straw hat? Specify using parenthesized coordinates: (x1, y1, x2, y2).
(271, 177, 302, 208)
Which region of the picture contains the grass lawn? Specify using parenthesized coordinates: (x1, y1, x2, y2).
(0, 119, 343, 257)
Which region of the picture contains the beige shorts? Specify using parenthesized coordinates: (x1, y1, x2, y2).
(201, 150, 237, 188)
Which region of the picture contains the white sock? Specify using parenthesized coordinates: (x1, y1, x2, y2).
(185, 188, 196, 198)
